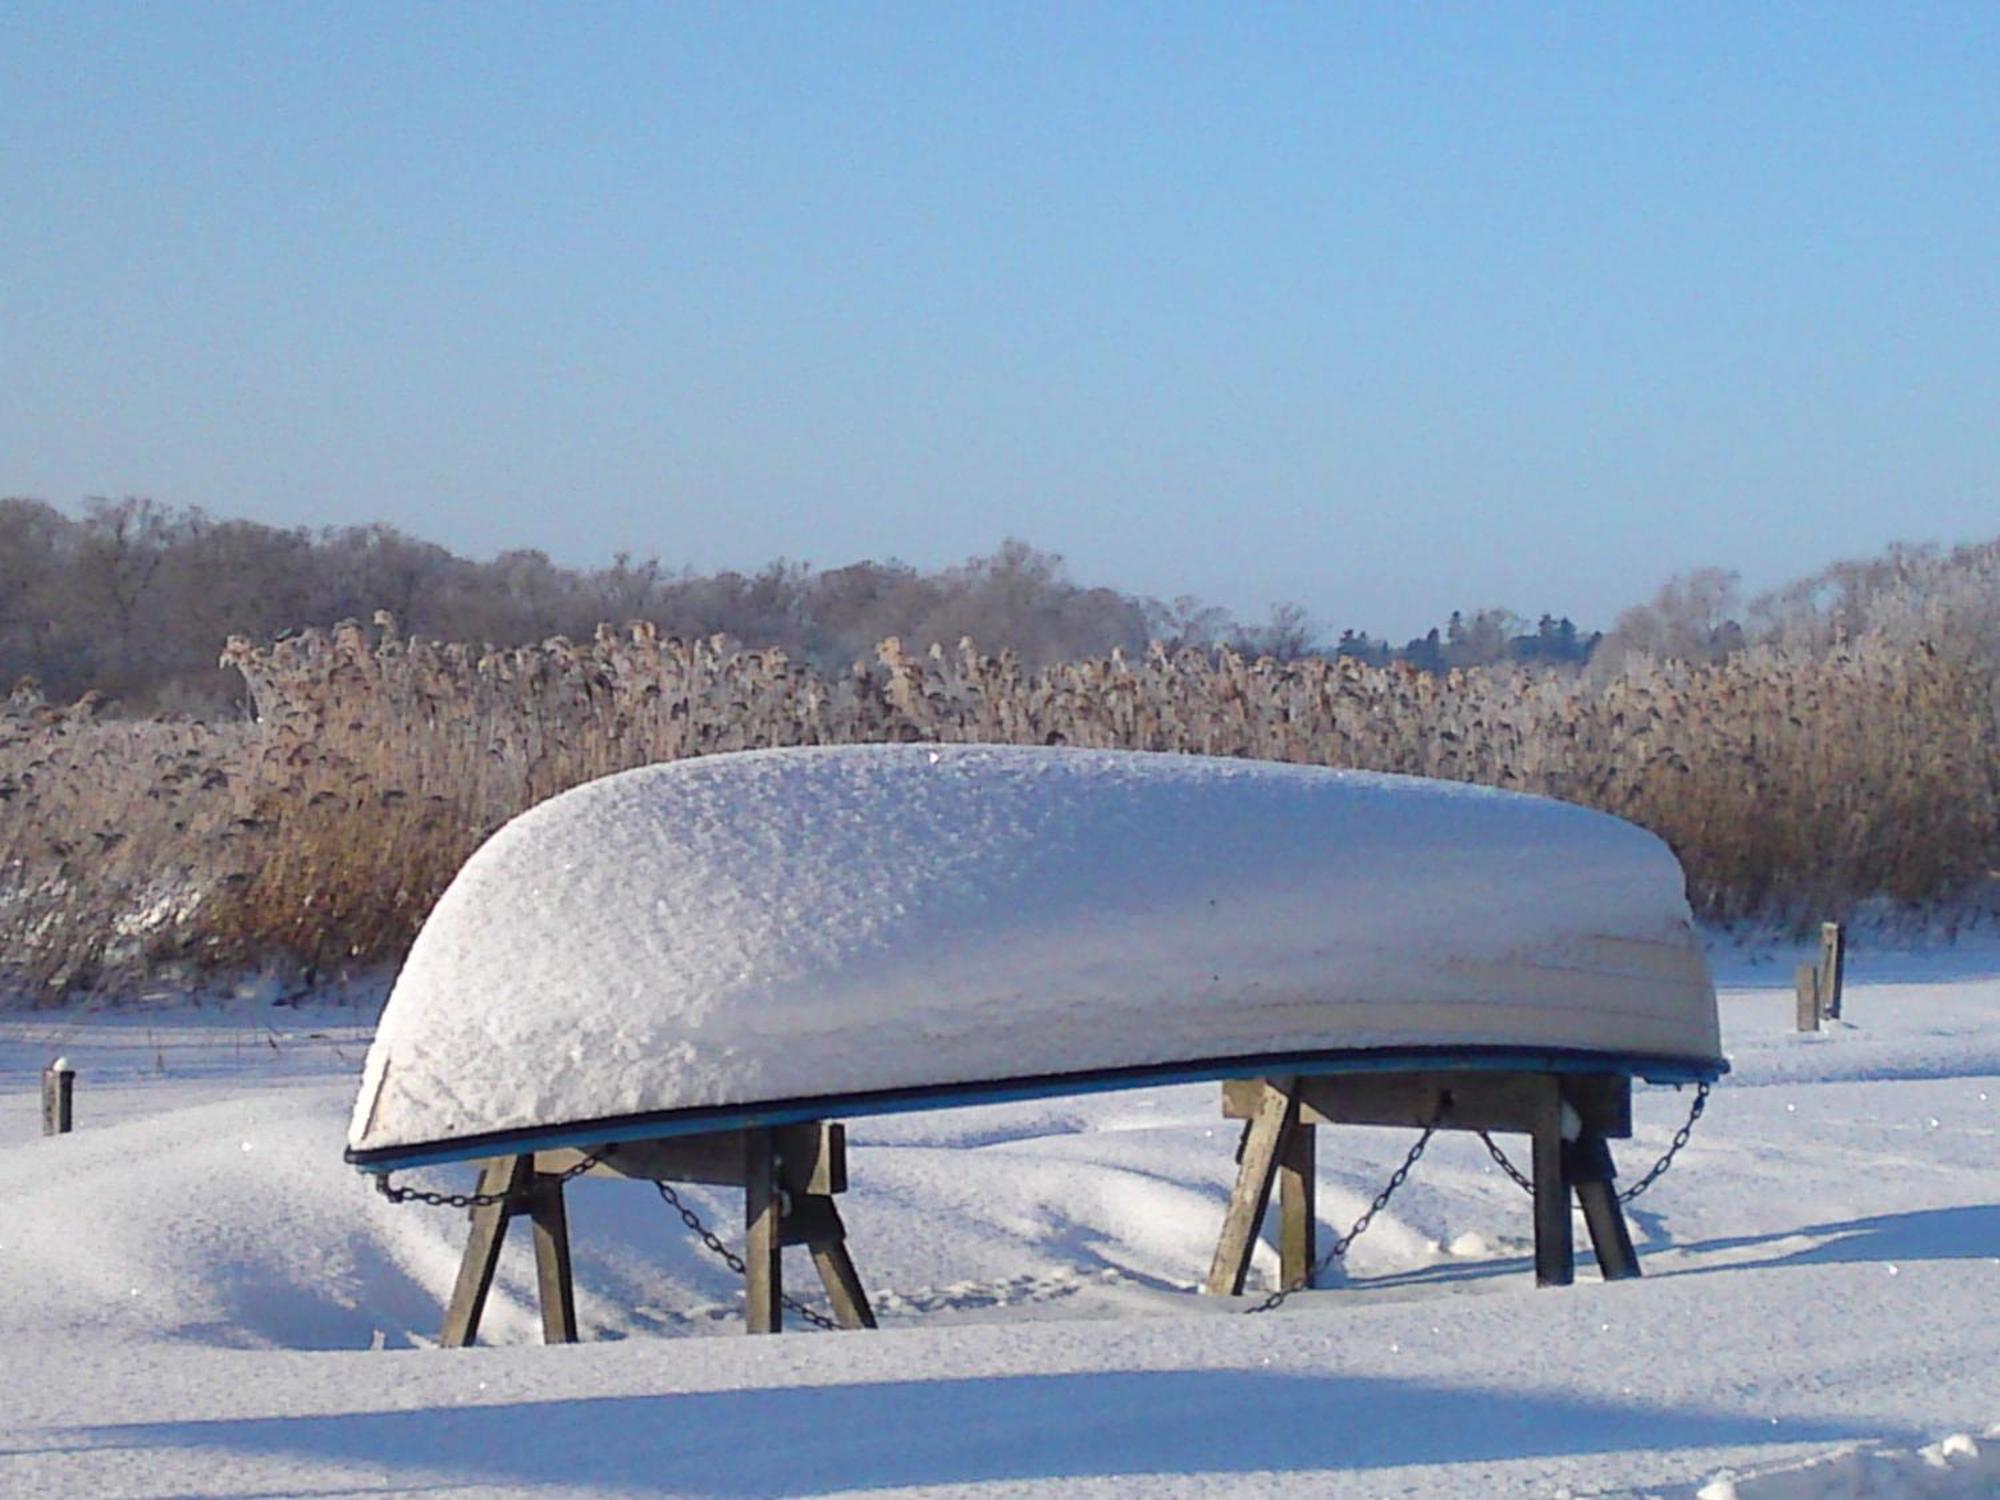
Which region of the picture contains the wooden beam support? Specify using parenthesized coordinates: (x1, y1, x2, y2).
(1530, 1079, 1574, 1288)
(778, 1122, 847, 1196)
(1566, 1125, 1640, 1282)
(800, 1196, 877, 1330)
(744, 1128, 783, 1334)
(528, 1174, 580, 1343)
(435, 1121, 877, 1345)
(779, 1192, 843, 1248)
(810, 1241, 876, 1331)
(1575, 1181, 1639, 1282)
(537, 1121, 847, 1193)
(1222, 1070, 1631, 1140)
(441, 1156, 532, 1349)
(1278, 1120, 1317, 1291)
(1205, 1077, 1299, 1297)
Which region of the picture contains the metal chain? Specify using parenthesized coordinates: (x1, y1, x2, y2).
(1474, 1082, 1712, 1205)
(1476, 1129, 1535, 1192)
(1615, 1081, 1710, 1204)
(374, 1080, 1709, 1324)
(374, 1150, 841, 1330)
(374, 1146, 613, 1209)
(1247, 1114, 1439, 1314)
(653, 1180, 840, 1331)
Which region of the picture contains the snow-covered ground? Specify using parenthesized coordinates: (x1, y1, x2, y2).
(2, 940, 1996, 1497)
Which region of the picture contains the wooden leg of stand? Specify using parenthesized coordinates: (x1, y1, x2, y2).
(1531, 1081, 1575, 1288)
(745, 1128, 783, 1334)
(806, 1199, 877, 1330)
(1206, 1077, 1299, 1297)
(1569, 1128, 1641, 1282)
(1279, 1120, 1317, 1291)
(1576, 1181, 1640, 1281)
(529, 1175, 580, 1343)
(441, 1156, 529, 1348)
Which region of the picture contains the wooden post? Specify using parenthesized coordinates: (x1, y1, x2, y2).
(1278, 1120, 1317, 1291)
(744, 1128, 783, 1334)
(1795, 963, 1822, 1032)
(1818, 922, 1847, 1022)
(1530, 1079, 1574, 1288)
(1565, 1125, 1640, 1281)
(1576, 1179, 1640, 1281)
(801, 1197, 877, 1330)
(41, 1059, 74, 1136)
(1205, 1077, 1299, 1297)
(528, 1175, 579, 1344)
(440, 1156, 532, 1348)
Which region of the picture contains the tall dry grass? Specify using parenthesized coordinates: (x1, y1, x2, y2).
(5, 617, 1994, 1001)
(0, 696, 255, 994)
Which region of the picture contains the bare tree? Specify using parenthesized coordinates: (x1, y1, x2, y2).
(1145, 593, 1236, 652)
(1597, 568, 1744, 668)
(1442, 607, 1523, 669)
(1231, 601, 1316, 661)
(0, 499, 71, 686)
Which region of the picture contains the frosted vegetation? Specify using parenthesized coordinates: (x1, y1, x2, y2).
(4, 513, 1998, 1003)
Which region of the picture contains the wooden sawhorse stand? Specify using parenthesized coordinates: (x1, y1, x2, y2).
(1206, 1072, 1641, 1297)
(440, 1120, 876, 1346)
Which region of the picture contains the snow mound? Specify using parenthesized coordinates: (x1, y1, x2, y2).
(1698, 1427, 2000, 1498)
(351, 745, 1719, 1163)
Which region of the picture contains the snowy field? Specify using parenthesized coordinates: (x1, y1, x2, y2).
(2, 942, 1996, 1497)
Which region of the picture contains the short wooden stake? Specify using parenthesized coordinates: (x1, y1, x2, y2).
(1795, 963, 1822, 1032)
(41, 1059, 75, 1136)
(1818, 922, 1847, 1022)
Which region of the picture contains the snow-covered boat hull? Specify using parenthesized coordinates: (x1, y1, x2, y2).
(349, 745, 1724, 1170)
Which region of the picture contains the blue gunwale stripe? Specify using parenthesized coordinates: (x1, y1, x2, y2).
(348, 1044, 1727, 1174)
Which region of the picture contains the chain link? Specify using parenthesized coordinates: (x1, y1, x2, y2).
(374, 1146, 613, 1209)
(1615, 1081, 1709, 1203)
(1476, 1129, 1535, 1192)
(1474, 1082, 1712, 1205)
(1246, 1113, 1439, 1314)
(653, 1180, 840, 1331)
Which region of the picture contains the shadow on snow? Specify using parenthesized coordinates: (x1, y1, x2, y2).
(1666, 1202, 2000, 1273)
(37, 1367, 1884, 1497)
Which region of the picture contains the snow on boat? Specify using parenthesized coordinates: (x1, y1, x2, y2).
(348, 745, 1724, 1171)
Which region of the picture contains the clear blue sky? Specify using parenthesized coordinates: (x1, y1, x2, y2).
(3, 4, 1994, 638)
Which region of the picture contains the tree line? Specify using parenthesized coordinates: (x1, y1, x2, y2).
(11, 494, 1986, 716)
(0, 497, 1610, 714)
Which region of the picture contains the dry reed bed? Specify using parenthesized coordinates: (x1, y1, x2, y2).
(4, 618, 1993, 1001)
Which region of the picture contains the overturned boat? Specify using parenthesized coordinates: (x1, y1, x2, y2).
(349, 745, 1723, 1173)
